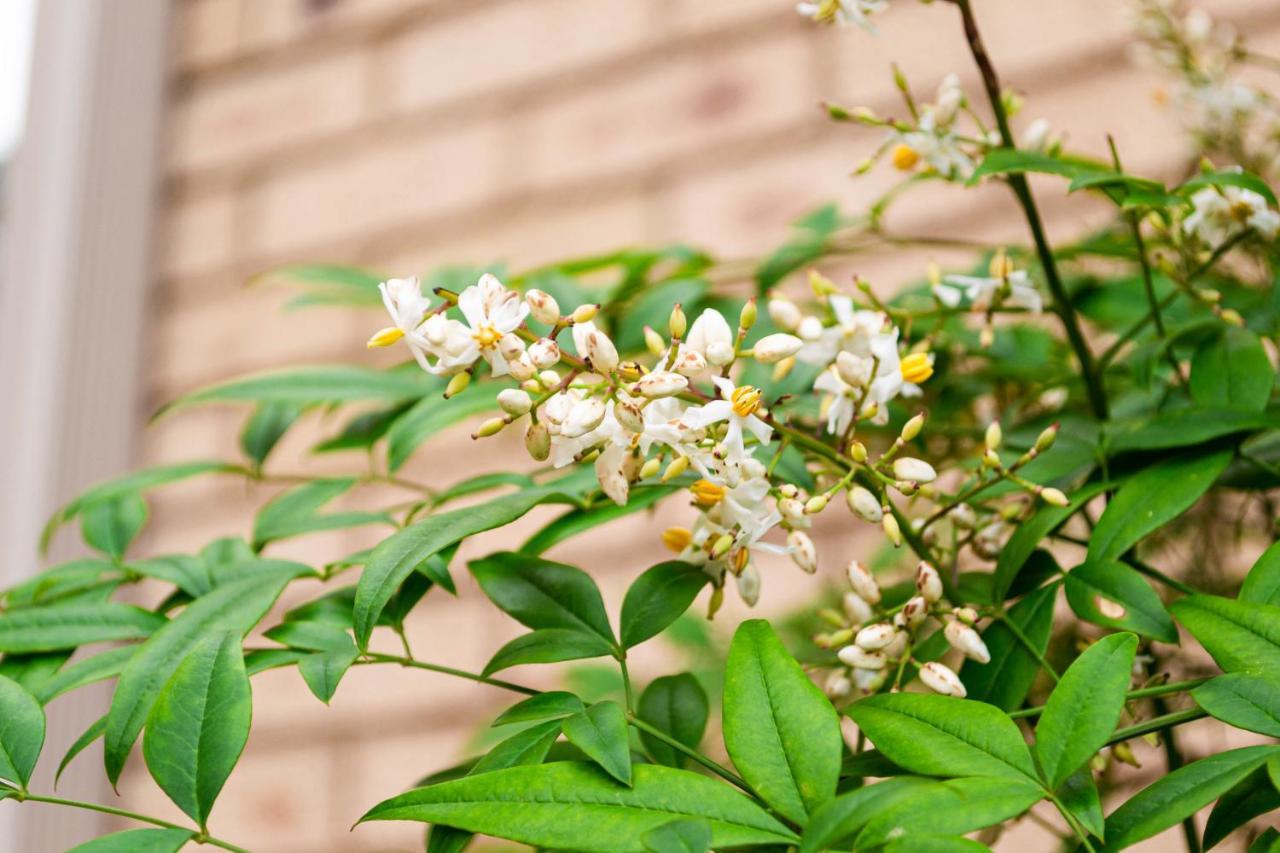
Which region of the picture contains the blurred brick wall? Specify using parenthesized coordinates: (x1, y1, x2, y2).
(126, 1, 1280, 850)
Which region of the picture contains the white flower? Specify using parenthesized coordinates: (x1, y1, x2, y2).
(796, 0, 889, 32)
(681, 377, 774, 463)
(842, 591, 873, 624)
(797, 297, 886, 366)
(683, 308, 736, 367)
(753, 333, 804, 364)
(890, 111, 976, 180)
(894, 457, 938, 485)
(634, 371, 689, 399)
(1022, 118, 1052, 152)
(378, 277, 431, 339)
(524, 289, 560, 325)
(768, 297, 802, 332)
(919, 661, 966, 697)
(854, 622, 897, 651)
(572, 321, 620, 373)
(865, 327, 931, 413)
(814, 367, 860, 435)
(1184, 185, 1280, 245)
(935, 270, 1043, 313)
(944, 620, 991, 663)
(454, 274, 530, 377)
(932, 74, 965, 127)
(418, 313, 482, 376)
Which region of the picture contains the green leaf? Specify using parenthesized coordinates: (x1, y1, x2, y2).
(883, 835, 991, 852)
(993, 483, 1110, 601)
(2, 558, 120, 609)
(469, 551, 614, 644)
(56, 714, 106, 785)
(642, 818, 712, 853)
(637, 674, 708, 769)
(961, 583, 1057, 711)
(1172, 595, 1280, 674)
(1193, 673, 1280, 737)
(1065, 560, 1178, 643)
(253, 263, 385, 310)
(1103, 745, 1280, 850)
(32, 644, 138, 704)
(252, 477, 391, 548)
(355, 487, 578, 649)
(521, 483, 682, 555)
(1088, 449, 1233, 562)
(360, 762, 798, 850)
(856, 776, 1043, 848)
(1191, 328, 1274, 413)
(105, 574, 288, 785)
(620, 562, 708, 649)
(562, 700, 631, 785)
(239, 401, 302, 468)
(156, 365, 438, 416)
(846, 693, 1037, 781)
(799, 777, 939, 853)
(723, 619, 841, 824)
(128, 555, 212, 598)
(1056, 767, 1105, 840)
(298, 641, 360, 704)
(1203, 764, 1280, 850)
(483, 628, 615, 676)
(1106, 409, 1276, 454)
(80, 492, 148, 559)
(1034, 633, 1138, 788)
(969, 149, 1097, 183)
(0, 675, 44, 787)
(65, 828, 194, 853)
(1179, 169, 1277, 206)
(471, 719, 564, 774)
(143, 632, 251, 828)
(1241, 541, 1280, 606)
(493, 691, 585, 727)
(0, 603, 166, 653)
(386, 380, 498, 472)
(1251, 827, 1280, 852)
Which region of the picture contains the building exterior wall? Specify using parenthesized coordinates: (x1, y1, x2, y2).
(127, 1, 1280, 850)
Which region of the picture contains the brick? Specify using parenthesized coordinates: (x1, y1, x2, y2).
(381, 0, 653, 116)
(515, 32, 815, 191)
(169, 49, 369, 175)
(173, 0, 242, 71)
(159, 188, 239, 279)
(240, 0, 441, 53)
(245, 119, 505, 259)
(663, 0, 791, 37)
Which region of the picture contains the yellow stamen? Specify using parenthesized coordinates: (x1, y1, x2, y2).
(731, 547, 750, 575)
(891, 144, 920, 171)
(988, 250, 1013, 279)
(367, 326, 405, 349)
(661, 527, 692, 554)
(473, 324, 502, 349)
(690, 479, 726, 508)
(730, 385, 763, 417)
(1230, 201, 1255, 223)
(900, 352, 934, 385)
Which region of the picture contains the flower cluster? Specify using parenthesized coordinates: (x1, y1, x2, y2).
(795, 0, 889, 33)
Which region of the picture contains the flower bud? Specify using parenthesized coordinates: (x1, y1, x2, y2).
(882, 513, 902, 547)
(497, 333, 526, 362)
(853, 667, 888, 693)
(901, 412, 926, 442)
(824, 671, 854, 700)
(538, 369, 561, 390)
(836, 351, 871, 388)
(898, 595, 928, 630)
(474, 417, 507, 439)
(669, 304, 688, 339)
(661, 526, 692, 554)
(915, 562, 943, 603)
(798, 315, 824, 341)
(571, 304, 598, 324)
(508, 353, 536, 381)
(739, 299, 757, 331)
(643, 325, 666, 356)
(849, 440, 868, 463)
(845, 486, 882, 523)
(985, 420, 1002, 451)
(772, 356, 796, 382)
(672, 349, 707, 377)
(854, 622, 897, 651)
(846, 559, 882, 604)
(893, 457, 937, 484)
(1040, 487, 1069, 507)
(983, 449, 1002, 468)
(444, 372, 471, 399)
(837, 644, 887, 670)
(954, 606, 978, 625)
(804, 494, 829, 515)
(497, 388, 532, 416)
(1221, 308, 1244, 327)
(809, 268, 837, 296)
(1035, 423, 1059, 453)
(706, 341, 736, 366)
(778, 497, 806, 526)
(583, 328, 619, 373)
(944, 619, 991, 663)
(707, 585, 724, 619)
(524, 422, 550, 460)
(753, 333, 804, 364)
(525, 289, 560, 325)
(842, 591, 873, 625)
(635, 371, 689, 399)
(563, 398, 607, 437)
(788, 530, 817, 574)
(662, 455, 690, 482)
(615, 400, 645, 433)
(768, 297, 802, 332)
(949, 502, 977, 530)
(735, 562, 761, 606)
(639, 457, 661, 479)
(528, 338, 560, 369)
(919, 662, 966, 697)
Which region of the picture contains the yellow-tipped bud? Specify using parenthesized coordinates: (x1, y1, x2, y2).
(662, 455, 690, 482)
(1113, 743, 1141, 768)
(445, 372, 471, 399)
(984, 448, 1002, 468)
(882, 512, 902, 547)
(1220, 308, 1244, 327)
(985, 420, 1002, 452)
(891, 144, 920, 171)
(772, 356, 796, 382)
(690, 479, 726, 508)
(669, 304, 687, 339)
(617, 360, 644, 382)
(1041, 487, 1069, 507)
(901, 412, 925, 442)
(661, 527, 692, 554)
(739, 298, 757, 331)
(1035, 423, 1059, 452)
(639, 457, 661, 480)
(849, 440, 868, 463)
(571, 304, 599, 324)
(900, 352, 934, 385)
(367, 326, 405, 349)
(474, 417, 507, 439)
(525, 422, 550, 461)
(989, 249, 1014, 279)
(805, 495, 829, 514)
(643, 326, 665, 356)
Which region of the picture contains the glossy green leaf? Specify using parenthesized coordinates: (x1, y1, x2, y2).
(1065, 560, 1178, 643)
(2, 558, 120, 609)
(1106, 409, 1275, 454)
(143, 632, 251, 827)
(521, 483, 682, 556)
(723, 619, 841, 823)
(883, 835, 990, 852)
(0, 675, 44, 787)
(1251, 827, 1280, 852)
(1035, 633, 1138, 788)
(386, 381, 497, 472)
(469, 551, 613, 644)
(642, 818, 711, 853)
(483, 628, 615, 676)
(128, 555, 212, 598)
(65, 828, 193, 853)
(0, 603, 165, 653)
(157, 365, 437, 416)
(562, 700, 631, 785)
(80, 492, 148, 559)
(493, 692, 585, 727)
(847, 693, 1037, 781)
(637, 674, 708, 769)
(799, 777, 939, 853)
(1056, 767, 1105, 840)
(1191, 328, 1274, 413)
(620, 562, 708, 649)
(252, 477, 391, 548)
(105, 573, 288, 785)
(1203, 764, 1280, 850)
(1172, 594, 1280, 673)
(1103, 745, 1280, 850)
(1241, 541, 1280, 606)
(298, 641, 360, 704)
(1088, 449, 1233, 562)
(961, 583, 1057, 711)
(969, 148, 1096, 183)
(856, 776, 1043, 848)
(1193, 673, 1280, 737)
(239, 401, 302, 468)
(360, 762, 798, 850)
(471, 719, 564, 775)
(56, 714, 106, 785)
(32, 644, 138, 704)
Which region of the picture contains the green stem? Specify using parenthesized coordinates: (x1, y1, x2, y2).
(1009, 678, 1209, 719)
(7, 791, 252, 853)
(618, 656, 635, 714)
(1106, 708, 1208, 746)
(625, 715, 755, 796)
(362, 653, 541, 696)
(995, 611, 1060, 683)
(950, 0, 1108, 421)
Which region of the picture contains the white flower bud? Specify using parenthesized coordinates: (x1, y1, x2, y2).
(639, 457, 661, 479)
(706, 341, 736, 367)
(837, 644, 887, 670)
(855, 622, 897, 651)
(1022, 117, 1051, 152)
(574, 322, 619, 372)
(507, 353, 536, 381)
(948, 502, 977, 530)
(881, 629, 909, 659)
(614, 400, 645, 433)
(824, 670, 854, 700)
(562, 397, 606, 437)
(736, 562, 761, 607)
(919, 662, 966, 697)
(768, 297, 802, 332)
(778, 497, 806, 526)
(836, 351, 872, 388)
(804, 495, 828, 514)
(882, 513, 902, 547)
(915, 562, 943, 603)
(528, 338, 560, 369)
(892, 457, 937, 484)
(898, 595, 929, 630)
(845, 486, 883, 523)
(954, 606, 978, 625)
(753, 333, 804, 364)
(1041, 487, 1069, 507)
(673, 349, 707, 376)
(497, 333, 526, 362)
(944, 619, 990, 663)
(797, 315, 824, 341)
(524, 289, 560, 325)
(538, 370, 561, 389)
(788, 530, 817, 574)
(524, 422, 550, 460)
(985, 420, 1002, 451)
(901, 412, 925, 442)
(643, 326, 666, 356)
(842, 591, 873, 625)
(496, 388, 532, 416)
(845, 559, 882, 604)
(635, 371, 688, 399)
(853, 667, 888, 693)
